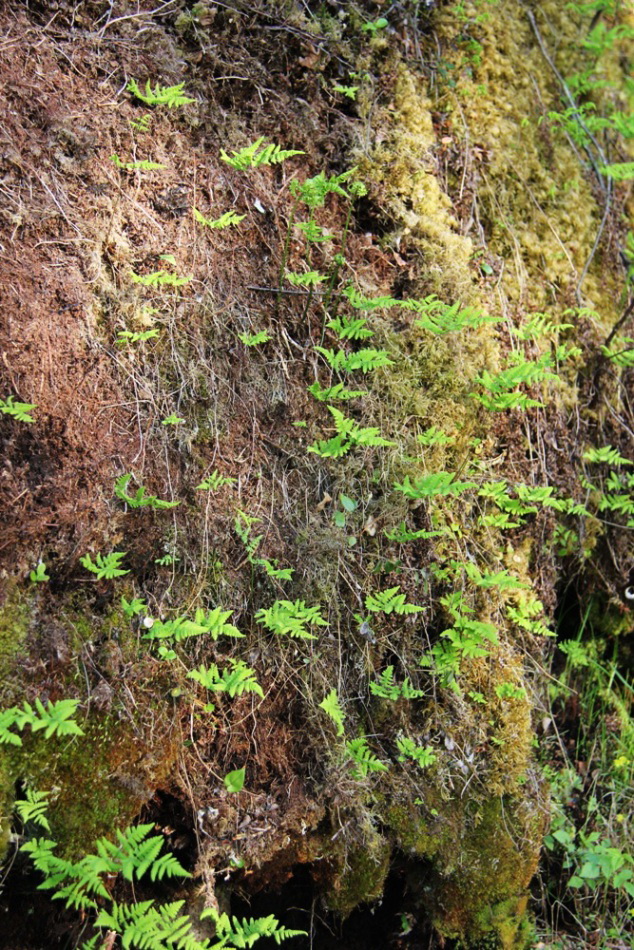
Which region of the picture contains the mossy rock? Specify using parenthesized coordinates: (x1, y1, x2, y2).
(323, 832, 391, 916)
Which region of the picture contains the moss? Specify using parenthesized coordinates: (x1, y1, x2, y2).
(323, 831, 391, 916)
(421, 794, 546, 948)
(0, 583, 35, 860)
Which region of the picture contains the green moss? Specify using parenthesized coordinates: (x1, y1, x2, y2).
(324, 832, 391, 916)
(0, 583, 35, 860)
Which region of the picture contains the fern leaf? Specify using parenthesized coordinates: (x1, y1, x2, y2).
(319, 688, 345, 736)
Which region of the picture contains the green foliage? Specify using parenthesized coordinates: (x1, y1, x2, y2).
(383, 523, 443, 542)
(187, 659, 264, 698)
(196, 470, 236, 491)
(601, 337, 634, 367)
(308, 381, 366, 402)
(495, 682, 527, 701)
(333, 84, 359, 99)
(326, 313, 373, 341)
(285, 270, 326, 288)
(116, 328, 160, 345)
(162, 414, 184, 426)
(346, 737, 388, 779)
(193, 207, 246, 229)
(365, 586, 422, 615)
(583, 445, 632, 466)
(0, 395, 36, 423)
(407, 296, 499, 335)
(471, 354, 560, 410)
(0, 698, 83, 746)
(308, 406, 394, 458)
(130, 270, 191, 287)
(80, 551, 129, 580)
(315, 346, 394, 374)
(221, 137, 304, 169)
(143, 607, 244, 642)
(290, 169, 354, 208)
(202, 907, 307, 947)
(14, 787, 51, 831)
(394, 472, 477, 498)
(127, 78, 194, 108)
(361, 17, 388, 35)
(369, 666, 425, 700)
(417, 426, 455, 446)
(115, 474, 180, 510)
(319, 688, 345, 736)
(121, 596, 147, 618)
(224, 767, 245, 794)
(256, 600, 327, 639)
(110, 153, 165, 171)
(395, 736, 436, 769)
(29, 561, 49, 583)
(238, 330, 271, 346)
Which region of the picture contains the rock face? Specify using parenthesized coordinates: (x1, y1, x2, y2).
(0, 2, 631, 948)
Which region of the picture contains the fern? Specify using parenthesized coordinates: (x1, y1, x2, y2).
(130, 270, 192, 287)
(221, 137, 304, 169)
(326, 314, 374, 341)
(370, 666, 424, 700)
(238, 330, 271, 346)
(290, 169, 354, 208)
(0, 395, 36, 423)
(111, 153, 165, 171)
(201, 907, 307, 947)
(583, 445, 632, 466)
(115, 474, 180, 510)
(286, 270, 326, 288)
(145, 607, 244, 642)
(319, 688, 345, 736)
(295, 220, 333, 243)
(1, 701, 83, 747)
(471, 355, 559, 411)
(417, 426, 455, 446)
(116, 329, 160, 345)
(461, 562, 530, 591)
(308, 406, 394, 458)
(80, 551, 130, 580)
(346, 737, 388, 779)
(121, 596, 147, 617)
(315, 346, 394, 374)
(515, 312, 573, 340)
(383, 523, 443, 542)
(96, 899, 201, 950)
(193, 207, 246, 229)
(256, 600, 327, 639)
(14, 787, 51, 831)
(408, 297, 498, 335)
(394, 472, 476, 498)
(196, 470, 236, 491)
(395, 736, 436, 769)
(308, 381, 367, 402)
(253, 557, 294, 580)
(365, 586, 423, 615)
(127, 78, 194, 108)
(187, 659, 264, 698)
(601, 337, 634, 367)
(599, 162, 634, 180)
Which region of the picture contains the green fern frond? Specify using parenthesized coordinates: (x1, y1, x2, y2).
(365, 586, 423, 615)
(14, 787, 51, 831)
(286, 270, 326, 287)
(115, 474, 180, 510)
(394, 472, 476, 498)
(188, 659, 264, 698)
(396, 736, 436, 769)
(127, 78, 194, 108)
(110, 153, 165, 171)
(315, 346, 394, 374)
(193, 207, 246, 229)
(383, 523, 443, 542)
(221, 137, 304, 169)
(196, 470, 236, 491)
(0, 395, 37, 423)
(326, 314, 374, 340)
(80, 551, 130, 580)
(346, 737, 388, 779)
(370, 666, 424, 700)
(583, 445, 632, 466)
(319, 688, 345, 736)
(256, 600, 327, 639)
